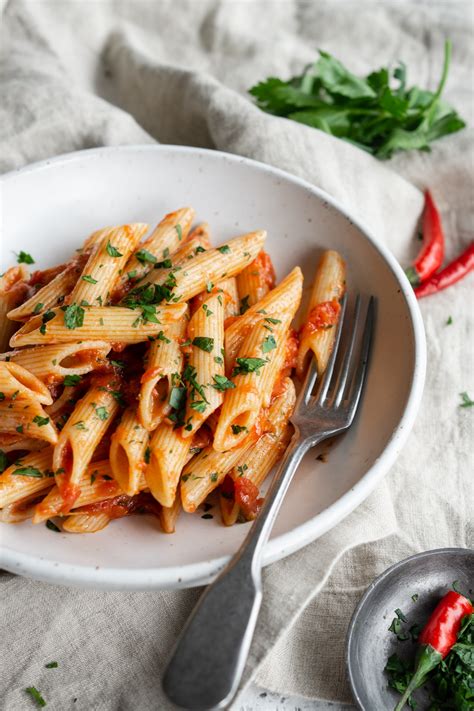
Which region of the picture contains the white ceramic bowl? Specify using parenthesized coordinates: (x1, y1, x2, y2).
(0, 146, 425, 590)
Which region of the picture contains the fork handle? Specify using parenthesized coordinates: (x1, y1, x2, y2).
(162, 431, 317, 710)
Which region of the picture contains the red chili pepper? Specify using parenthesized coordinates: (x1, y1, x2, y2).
(406, 191, 445, 286)
(394, 590, 473, 710)
(414, 242, 474, 298)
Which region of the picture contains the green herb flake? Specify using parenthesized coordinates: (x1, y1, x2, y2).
(237, 464, 248, 477)
(446, 316, 453, 325)
(16, 251, 35, 265)
(217, 245, 231, 254)
(212, 374, 235, 391)
(206, 282, 214, 293)
(106, 241, 123, 258)
(144, 446, 151, 464)
(0, 450, 8, 473)
(81, 275, 98, 284)
(190, 400, 207, 413)
(411, 593, 419, 602)
(12, 466, 43, 477)
(192, 337, 214, 352)
(33, 415, 50, 427)
(261, 335, 277, 353)
(459, 392, 474, 408)
(63, 373, 82, 387)
(232, 357, 268, 376)
(210, 472, 218, 482)
(93, 405, 109, 420)
(265, 316, 281, 324)
(157, 330, 171, 343)
(45, 661, 58, 669)
(240, 295, 250, 314)
(73, 421, 88, 430)
(25, 686, 46, 707)
(232, 424, 248, 435)
(63, 304, 85, 330)
(169, 387, 186, 410)
(16, 425, 23, 434)
(33, 302, 44, 315)
(135, 249, 157, 265)
(175, 224, 183, 241)
(202, 304, 213, 317)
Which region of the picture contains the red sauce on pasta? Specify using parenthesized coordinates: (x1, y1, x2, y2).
(252, 251, 276, 290)
(78, 492, 161, 520)
(300, 300, 340, 340)
(234, 477, 263, 520)
(141, 367, 163, 384)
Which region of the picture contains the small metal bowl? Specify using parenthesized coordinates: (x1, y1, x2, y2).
(346, 548, 474, 710)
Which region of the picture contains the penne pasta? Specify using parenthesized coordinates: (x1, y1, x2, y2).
(182, 292, 225, 437)
(114, 207, 195, 296)
(220, 378, 295, 525)
(9, 303, 187, 347)
(218, 277, 240, 320)
(224, 267, 303, 371)
(187, 222, 212, 249)
(296, 250, 346, 377)
(1, 341, 111, 383)
(135, 234, 213, 293)
(7, 253, 89, 322)
(137, 312, 188, 431)
(62, 511, 111, 533)
(110, 408, 149, 496)
(236, 250, 276, 311)
(0, 361, 53, 405)
(51, 374, 121, 511)
(0, 396, 58, 444)
(0, 447, 55, 509)
(68, 224, 148, 306)
(145, 422, 192, 507)
(0, 434, 48, 453)
(0, 266, 29, 350)
(159, 495, 181, 534)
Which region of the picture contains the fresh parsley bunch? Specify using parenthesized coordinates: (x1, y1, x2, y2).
(249, 41, 465, 159)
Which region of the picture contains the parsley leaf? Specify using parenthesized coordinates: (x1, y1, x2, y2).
(81, 275, 98, 284)
(261, 335, 277, 353)
(106, 241, 123, 258)
(190, 400, 207, 413)
(62, 304, 85, 330)
(16, 251, 35, 265)
(45, 661, 58, 669)
(249, 41, 465, 159)
(232, 357, 267, 376)
(93, 405, 109, 420)
(217, 245, 231, 254)
(175, 224, 183, 241)
(240, 295, 250, 314)
(33, 415, 50, 427)
(169, 386, 186, 410)
(192, 337, 214, 352)
(212, 374, 235, 391)
(12, 467, 43, 478)
(459, 392, 474, 408)
(135, 249, 157, 265)
(0, 449, 8, 473)
(232, 424, 248, 435)
(25, 686, 46, 707)
(63, 374, 82, 387)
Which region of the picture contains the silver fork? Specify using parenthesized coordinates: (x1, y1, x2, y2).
(163, 294, 375, 711)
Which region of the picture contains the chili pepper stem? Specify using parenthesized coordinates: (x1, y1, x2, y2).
(393, 645, 442, 711)
(405, 266, 420, 287)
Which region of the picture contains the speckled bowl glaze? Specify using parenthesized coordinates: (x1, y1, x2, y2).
(0, 145, 425, 590)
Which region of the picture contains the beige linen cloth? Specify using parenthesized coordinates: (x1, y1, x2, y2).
(1, 1, 473, 709)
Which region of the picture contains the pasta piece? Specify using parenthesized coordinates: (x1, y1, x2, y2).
(7, 253, 89, 322)
(180, 432, 257, 513)
(110, 408, 149, 496)
(0, 397, 58, 444)
(236, 250, 276, 310)
(145, 423, 192, 507)
(137, 313, 188, 431)
(52, 374, 121, 511)
(33, 459, 119, 522)
(68, 224, 147, 306)
(62, 512, 111, 533)
(0, 492, 47, 523)
(224, 267, 303, 371)
(214, 277, 302, 452)
(187, 222, 212, 249)
(218, 277, 239, 320)
(182, 292, 225, 437)
(9, 303, 187, 347)
(0, 447, 54, 509)
(1, 341, 111, 383)
(0, 434, 48, 453)
(0, 362, 53, 405)
(137, 234, 213, 292)
(0, 266, 29, 350)
(220, 378, 295, 525)
(159, 496, 181, 534)
(296, 250, 346, 377)
(114, 207, 195, 296)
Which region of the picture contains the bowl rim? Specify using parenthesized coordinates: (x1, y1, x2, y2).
(345, 547, 474, 710)
(0, 144, 426, 590)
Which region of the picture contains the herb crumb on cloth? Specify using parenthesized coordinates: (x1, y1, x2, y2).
(249, 40, 465, 159)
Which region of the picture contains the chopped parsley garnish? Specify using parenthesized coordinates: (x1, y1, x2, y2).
(33, 415, 50, 427)
(190, 400, 207, 413)
(135, 249, 157, 265)
(154, 258, 173, 269)
(12, 467, 43, 477)
(411, 594, 419, 603)
(459, 392, 474, 408)
(231, 424, 248, 435)
(395, 608, 408, 623)
(144, 446, 151, 464)
(16, 251, 35, 265)
(212, 374, 235, 391)
(240, 295, 250, 314)
(202, 304, 213, 317)
(25, 686, 46, 707)
(62, 304, 85, 330)
(217, 245, 231, 254)
(206, 282, 214, 293)
(16, 425, 23, 434)
(195, 245, 206, 254)
(73, 421, 88, 430)
(106, 240, 123, 258)
(175, 224, 183, 240)
(156, 331, 171, 343)
(169, 387, 186, 411)
(110, 360, 126, 369)
(214, 356, 223, 365)
(63, 374, 82, 387)
(93, 405, 109, 420)
(45, 662, 58, 669)
(39, 309, 56, 335)
(237, 464, 248, 477)
(261, 335, 277, 353)
(446, 316, 453, 325)
(183, 364, 209, 404)
(265, 316, 281, 324)
(232, 357, 267, 376)
(0, 392, 4, 401)
(192, 337, 214, 352)
(210, 472, 218, 482)
(0, 450, 7, 473)
(81, 275, 98, 284)
(33, 302, 44, 314)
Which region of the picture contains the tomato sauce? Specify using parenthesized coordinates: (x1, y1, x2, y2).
(252, 251, 276, 290)
(300, 300, 340, 340)
(78, 492, 161, 520)
(141, 367, 163, 384)
(192, 425, 212, 451)
(234, 477, 264, 520)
